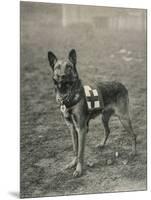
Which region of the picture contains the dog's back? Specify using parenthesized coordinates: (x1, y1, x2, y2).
(97, 81, 128, 109)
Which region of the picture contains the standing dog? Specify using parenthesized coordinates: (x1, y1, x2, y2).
(48, 49, 136, 177)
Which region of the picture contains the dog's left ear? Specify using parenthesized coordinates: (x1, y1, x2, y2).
(48, 51, 57, 71)
(68, 49, 76, 66)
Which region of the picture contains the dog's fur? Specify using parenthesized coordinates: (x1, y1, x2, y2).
(48, 49, 136, 177)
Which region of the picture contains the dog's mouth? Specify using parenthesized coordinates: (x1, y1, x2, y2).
(53, 78, 74, 92)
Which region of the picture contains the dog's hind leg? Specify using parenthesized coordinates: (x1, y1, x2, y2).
(119, 115, 136, 156)
(116, 96, 136, 156)
(96, 109, 113, 149)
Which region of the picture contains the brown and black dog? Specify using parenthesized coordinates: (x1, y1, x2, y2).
(48, 49, 136, 177)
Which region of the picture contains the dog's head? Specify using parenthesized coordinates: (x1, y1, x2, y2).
(48, 49, 79, 94)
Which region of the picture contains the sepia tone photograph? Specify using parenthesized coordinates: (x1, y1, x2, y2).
(20, 1, 147, 198)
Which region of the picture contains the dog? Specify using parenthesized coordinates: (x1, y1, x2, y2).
(48, 49, 136, 177)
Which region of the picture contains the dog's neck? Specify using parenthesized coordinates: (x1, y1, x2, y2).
(59, 79, 83, 108)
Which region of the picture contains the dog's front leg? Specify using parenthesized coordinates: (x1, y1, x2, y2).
(64, 117, 78, 169)
(73, 126, 87, 177)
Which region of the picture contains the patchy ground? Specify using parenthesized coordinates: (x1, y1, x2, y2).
(20, 3, 147, 198)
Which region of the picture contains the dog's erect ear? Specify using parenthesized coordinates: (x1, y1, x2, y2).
(48, 51, 57, 70)
(68, 49, 79, 78)
(68, 49, 76, 66)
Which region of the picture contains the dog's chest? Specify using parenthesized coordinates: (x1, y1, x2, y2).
(84, 85, 104, 111)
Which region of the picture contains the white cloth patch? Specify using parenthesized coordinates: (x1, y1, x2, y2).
(84, 85, 91, 97)
(87, 101, 92, 109)
(92, 89, 98, 96)
(84, 85, 101, 110)
(94, 100, 100, 108)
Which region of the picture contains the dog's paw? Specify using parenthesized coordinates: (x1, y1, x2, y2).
(73, 163, 82, 177)
(65, 157, 77, 170)
(73, 169, 82, 177)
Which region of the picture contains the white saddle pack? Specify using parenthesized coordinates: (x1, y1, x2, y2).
(84, 85, 103, 111)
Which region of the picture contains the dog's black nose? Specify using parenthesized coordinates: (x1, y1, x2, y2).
(61, 75, 66, 79)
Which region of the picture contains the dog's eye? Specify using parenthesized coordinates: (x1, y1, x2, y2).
(66, 65, 72, 73)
